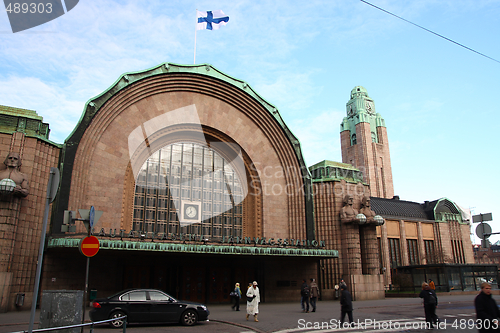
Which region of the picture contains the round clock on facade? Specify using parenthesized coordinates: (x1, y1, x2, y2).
(185, 205, 198, 219)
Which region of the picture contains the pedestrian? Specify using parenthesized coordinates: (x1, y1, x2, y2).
(419, 282, 438, 329)
(310, 278, 319, 312)
(339, 284, 353, 327)
(428, 279, 435, 290)
(300, 279, 310, 313)
(246, 281, 260, 322)
(231, 282, 241, 311)
(339, 279, 347, 288)
(475, 282, 500, 333)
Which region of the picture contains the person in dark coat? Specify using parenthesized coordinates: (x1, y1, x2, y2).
(419, 282, 438, 329)
(300, 279, 310, 313)
(475, 282, 500, 333)
(340, 284, 353, 326)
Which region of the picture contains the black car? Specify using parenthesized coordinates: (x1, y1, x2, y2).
(89, 289, 210, 328)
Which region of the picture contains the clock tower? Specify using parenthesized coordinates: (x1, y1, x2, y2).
(340, 86, 394, 198)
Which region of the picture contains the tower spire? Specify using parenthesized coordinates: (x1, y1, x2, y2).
(340, 86, 394, 198)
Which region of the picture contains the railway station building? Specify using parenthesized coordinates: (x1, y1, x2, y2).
(0, 64, 474, 312)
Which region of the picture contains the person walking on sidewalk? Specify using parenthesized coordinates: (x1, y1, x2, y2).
(300, 279, 310, 313)
(246, 281, 260, 322)
(231, 282, 241, 311)
(428, 279, 435, 290)
(419, 282, 438, 329)
(340, 284, 353, 327)
(310, 278, 319, 312)
(475, 282, 500, 333)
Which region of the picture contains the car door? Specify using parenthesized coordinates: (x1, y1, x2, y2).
(148, 290, 180, 322)
(121, 290, 151, 323)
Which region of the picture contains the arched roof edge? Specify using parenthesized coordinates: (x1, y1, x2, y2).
(64, 62, 311, 178)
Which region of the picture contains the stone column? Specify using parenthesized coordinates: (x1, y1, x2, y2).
(417, 222, 426, 265)
(0, 196, 22, 312)
(380, 223, 391, 285)
(361, 224, 379, 275)
(399, 220, 409, 266)
(341, 222, 362, 276)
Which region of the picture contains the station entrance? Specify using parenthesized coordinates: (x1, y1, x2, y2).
(120, 255, 261, 304)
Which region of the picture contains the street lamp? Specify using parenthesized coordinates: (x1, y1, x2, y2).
(0, 178, 16, 195)
(356, 213, 367, 225)
(374, 215, 385, 226)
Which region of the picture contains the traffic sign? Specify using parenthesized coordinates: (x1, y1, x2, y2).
(473, 213, 493, 223)
(79, 236, 100, 257)
(89, 206, 95, 229)
(476, 223, 492, 239)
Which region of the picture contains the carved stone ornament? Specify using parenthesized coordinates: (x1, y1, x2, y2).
(0, 152, 29, 198)
(360, 196, 384, 226)
(340, 195, 366, 224)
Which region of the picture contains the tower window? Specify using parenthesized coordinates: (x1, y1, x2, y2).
(351, 134, 357, 145)
(371, 132, 378, 143)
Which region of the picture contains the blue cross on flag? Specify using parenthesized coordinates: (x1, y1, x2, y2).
(197, 10, 229, 30)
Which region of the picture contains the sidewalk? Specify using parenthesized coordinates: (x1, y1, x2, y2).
(0, 294, 478, 333)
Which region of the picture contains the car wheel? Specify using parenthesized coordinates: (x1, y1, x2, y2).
(180, 309, 198, 326)
(109, 310, 127, 328)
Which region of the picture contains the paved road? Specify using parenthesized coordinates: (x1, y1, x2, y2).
(0, 294, 491, 333)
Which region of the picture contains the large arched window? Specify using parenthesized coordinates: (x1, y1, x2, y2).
(133, 142, 244, 240)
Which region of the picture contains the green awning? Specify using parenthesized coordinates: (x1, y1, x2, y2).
(47, 237, 338, 258)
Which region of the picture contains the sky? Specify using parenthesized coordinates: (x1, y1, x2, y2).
(0, 0, 499, 244)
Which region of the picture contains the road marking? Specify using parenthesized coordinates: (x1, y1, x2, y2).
(457, 313, 474, 316)
(443, 314, 457, 317)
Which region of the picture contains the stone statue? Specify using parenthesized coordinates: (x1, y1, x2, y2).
(360, 196, 376, 223)
(360, 196, 384, 225)
(340, 194, 359, 223)
(0, 152, 29, 197)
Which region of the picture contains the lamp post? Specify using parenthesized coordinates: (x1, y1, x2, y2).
(374, 215, 385, 226)
(356, 213, 367, 225)
(0, 178, 16, 195)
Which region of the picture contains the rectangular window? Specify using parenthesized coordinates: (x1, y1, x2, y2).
(424, 240, 435, 264)
(388, 238, 401, 268)
(407, 239, 419, 265)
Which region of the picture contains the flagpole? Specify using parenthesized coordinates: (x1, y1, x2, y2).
(194, 9, 197, 64)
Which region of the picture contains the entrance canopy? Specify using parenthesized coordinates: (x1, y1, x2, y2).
(48, 237, 338, 258)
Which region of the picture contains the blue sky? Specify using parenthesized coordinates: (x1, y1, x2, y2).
(0, 0, 499, 243)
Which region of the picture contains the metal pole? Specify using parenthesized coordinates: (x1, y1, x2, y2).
(81, 228, 91, 333)
(28, 168, 57, 333)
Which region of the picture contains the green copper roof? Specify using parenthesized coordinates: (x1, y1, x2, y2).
(0, 105, 43, 120)
(56, 62, 316, 241)
(310, 160, 359, 171)
(47, 238, 338, 258)
(341, 86, 386, 143)
(0, 104, 57, 144)
(309, 160, 364, 183)
(66, 63, 310, 179)
(350, 85, 369, 99)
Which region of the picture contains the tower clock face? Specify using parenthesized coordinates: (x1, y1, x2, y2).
(347, 105, 355, 116)
(365, 100, 374, 114)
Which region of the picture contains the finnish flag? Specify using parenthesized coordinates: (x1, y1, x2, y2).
(197, 10, 229, 30)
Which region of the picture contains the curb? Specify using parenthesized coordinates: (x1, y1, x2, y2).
(210, 319, 266, 333)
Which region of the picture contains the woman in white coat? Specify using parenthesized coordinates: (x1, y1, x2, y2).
(246, 281, 260, 322)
